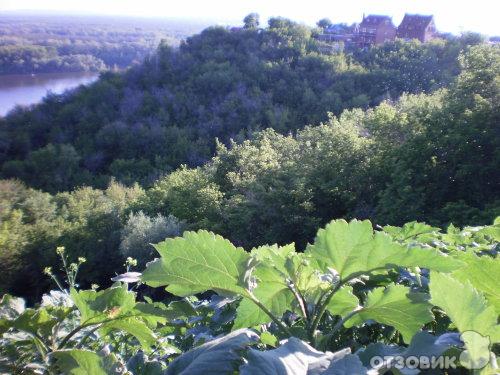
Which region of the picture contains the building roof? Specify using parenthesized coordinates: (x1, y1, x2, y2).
(324, 24, 355, 35)
(359, 15, 394, 27)
(398, 14, 434, 33)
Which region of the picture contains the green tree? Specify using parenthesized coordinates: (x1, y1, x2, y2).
(137, 166, 223, 230)
(376, 45, 500, 226)
(316, 18, 332, 30)
(120, 212, 184, 266)
(243, 13, 260, 29)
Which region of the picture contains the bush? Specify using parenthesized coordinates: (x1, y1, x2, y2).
(120, 212, 184, 265)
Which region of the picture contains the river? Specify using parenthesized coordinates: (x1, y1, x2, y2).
(0, 72, 98, 117)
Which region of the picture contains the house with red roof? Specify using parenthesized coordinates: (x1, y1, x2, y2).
(315, 13, 438, 49)
(396, 14, 437, 42)
(355, 15, 397, 48)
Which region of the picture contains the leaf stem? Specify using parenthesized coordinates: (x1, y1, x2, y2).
(57, 314, 142, 349)
(309, 268, 386, 343)
(330, 306, 362, 335)
(75, 325, 101, 349)
(247, 292, 293, 337)
(309, 282, 344, 340)
(287, 283, 308, 321)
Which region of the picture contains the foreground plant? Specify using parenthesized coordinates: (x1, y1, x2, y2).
(0, 218, 498, 374)
(0, 251, 181, 374)
(141, 218, 499, 374)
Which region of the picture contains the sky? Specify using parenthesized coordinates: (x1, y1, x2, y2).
(1, 0, 499, 36)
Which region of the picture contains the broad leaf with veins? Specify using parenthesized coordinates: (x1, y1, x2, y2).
(165, 329, 259, 375)
(307, 219, 462, 281)
(344, 284, 433, 343)
(142, 230, 251, 297)
(326, 286, 359, 318)
(52, 350, 120, 375)
(452, 252, 500, 312)
(430, 271, 500, 373)
(233, 263, 295, 329)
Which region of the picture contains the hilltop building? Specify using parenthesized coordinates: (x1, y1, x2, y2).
(316, 13, 438, 49)
(317, 24, 357, 43)
(355, 15, 397, 47)
(396, 14, 436, 42)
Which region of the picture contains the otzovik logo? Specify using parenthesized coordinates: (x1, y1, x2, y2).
(459, 331, 491, 370)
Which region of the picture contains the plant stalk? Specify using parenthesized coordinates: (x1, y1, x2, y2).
(248, 293, 293, 337)
(309, 282, 344, 340)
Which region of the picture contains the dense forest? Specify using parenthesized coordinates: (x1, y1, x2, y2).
(0, 14, 206, 74)
(0, 19, 482, 187)
(0, 16, 498, 302)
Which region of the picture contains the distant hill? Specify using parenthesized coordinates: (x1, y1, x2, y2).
(0, 17, 484, 192)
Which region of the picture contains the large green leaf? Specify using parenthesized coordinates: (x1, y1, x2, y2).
(70, 289, 97, 322)
(138, 258, 169, 288)
(307, 219, 462, 281)
(430, 272, 499, 345)
(452, 252, 500, 312)
(326, 286, 359, 318)
(52, 350, 119, 375)
(70, 286, 135, 323)
(476, 220, 500, 241)
(307, 348, 353, 375)
(142, 230, 251, 297)
(240, 337, 367, 375)
(99, 318, 157, 349)
(233, 245, 301, 329)
(251, 244, 296, 275)
(321, 354, 368, 375)
(285, 252, 330, 306)
(126, 352, 164, 375)
(10, 308, 56, 338)
(233, 263, 295, 329)
(430, 272, 499, 341)
(430, 272, 499, 373)
(132, 301, 193, 326)
(345, 284, 433, 343)
(383, 221, 439, 241)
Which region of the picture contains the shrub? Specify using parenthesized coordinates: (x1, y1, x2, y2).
(120, 212, 184, 265)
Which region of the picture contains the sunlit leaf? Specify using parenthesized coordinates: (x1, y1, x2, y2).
(240, 337, 332, 375)
(452, 252, 500, 312)
(326, 286, 359, 318)
(307, 219, 462, 281)
(100, 318, 157, 349)
(70, 286, 136, 323)
(345, 284, 433, 343)
(142, 230, 251, 297)
(52, 349, 120, 375)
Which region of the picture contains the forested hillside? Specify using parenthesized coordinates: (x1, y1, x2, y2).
(0, 17, 499, 299)
(1, 18, 477, 190)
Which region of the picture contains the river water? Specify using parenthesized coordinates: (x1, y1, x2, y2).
(0, 72, 98, 117)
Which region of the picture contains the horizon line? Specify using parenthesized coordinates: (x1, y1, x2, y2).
(0, 9, 497, 36)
